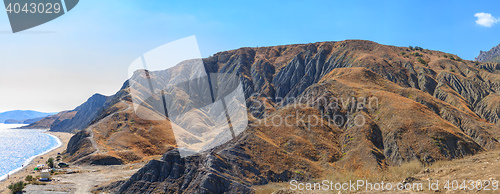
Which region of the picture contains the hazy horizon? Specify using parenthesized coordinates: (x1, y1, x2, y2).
(1, 0, 500, 113)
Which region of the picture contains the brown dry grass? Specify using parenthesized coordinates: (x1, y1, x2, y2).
(78, 100, 178, 164)
(327, 160, 423, 183)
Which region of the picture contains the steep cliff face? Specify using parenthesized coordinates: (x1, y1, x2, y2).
(475, 44, 500, 63)
(111, 40, 500, 193)
(21, 94, 109, 132)
(65, 128, 96, 162)
(51, 94, 109, 132)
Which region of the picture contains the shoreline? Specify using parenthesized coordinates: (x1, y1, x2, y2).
(0, 130, 63, 182)
(0, 131, 73, 194)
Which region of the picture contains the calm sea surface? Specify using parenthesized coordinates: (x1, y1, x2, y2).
(0, 123, 60, 181)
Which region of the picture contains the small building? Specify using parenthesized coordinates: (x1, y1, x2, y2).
(40, 170, 50, 181)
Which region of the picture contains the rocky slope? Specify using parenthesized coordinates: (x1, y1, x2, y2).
(87, 40, 500, 193)
(27, 40, 500, 193)
(23, 81, 179, 165)
(52, 93, 110, 132)
(475, 43, 500, 63)
(21, 94, 109, 132)
(63, 81, 178, 165)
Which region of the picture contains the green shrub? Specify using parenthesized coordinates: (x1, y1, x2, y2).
(8, 181, 25, 194)
(417, 57, 427, 65)
(409, 46, 413, 50)
(25, 175, 33, 182)
(412, 52, 422, 57)
(47, 157, 55, 168)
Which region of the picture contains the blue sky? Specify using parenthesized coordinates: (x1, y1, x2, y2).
(1, 0, 500, 112)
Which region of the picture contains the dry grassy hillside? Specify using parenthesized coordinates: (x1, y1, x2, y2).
(61, 40, 500, 193)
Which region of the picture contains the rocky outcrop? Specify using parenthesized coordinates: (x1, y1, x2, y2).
(117, 149, 254, 194)
(475, 44, 500, 63)
(65, 128, 96, 162)
(475, 94, 500, 125)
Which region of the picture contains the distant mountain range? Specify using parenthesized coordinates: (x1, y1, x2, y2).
(0, 110, 55, 124)
(475, 44, 500, 63)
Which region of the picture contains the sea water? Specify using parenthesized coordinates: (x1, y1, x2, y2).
(0, 123, 61, 181)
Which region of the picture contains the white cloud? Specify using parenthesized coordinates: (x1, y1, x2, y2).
(475, 12, 499, 27)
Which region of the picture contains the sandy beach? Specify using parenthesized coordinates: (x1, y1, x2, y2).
(0, 131, 145, 194)
(0, 132, 73, 194)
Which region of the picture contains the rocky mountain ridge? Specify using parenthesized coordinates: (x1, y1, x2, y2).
(21, 94, 109, 132)
(475, 43, 500, 63)
(94, 40, 500, 193)
(27, 40, 500, 193)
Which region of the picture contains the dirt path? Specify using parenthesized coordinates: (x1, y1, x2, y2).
(24, 164, 143, 194)
(0, 130, 142, 194)
(73, 100, 132, 165)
